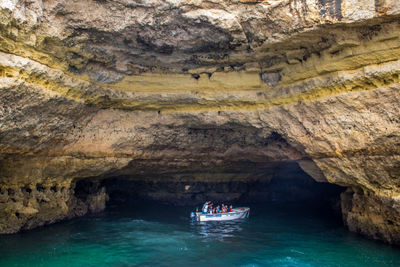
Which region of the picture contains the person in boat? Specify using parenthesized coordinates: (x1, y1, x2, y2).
(229, 205, 233, 212)
(202, 201, 210, 214)
(208, 202, 213, 214)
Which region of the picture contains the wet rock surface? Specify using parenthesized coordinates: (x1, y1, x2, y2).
(342, 189, 400, 244)
(0, 182, 107, 234)
(0, 0, 400, 244)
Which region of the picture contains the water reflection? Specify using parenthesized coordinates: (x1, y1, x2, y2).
(192, 219, 245, 241)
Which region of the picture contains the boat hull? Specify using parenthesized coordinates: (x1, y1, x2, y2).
(195, 207, 250, 222)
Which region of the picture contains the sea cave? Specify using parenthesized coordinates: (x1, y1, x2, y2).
(1, 0, 400, 265)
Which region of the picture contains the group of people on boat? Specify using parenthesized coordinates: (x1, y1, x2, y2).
(201, 201, 233, 214)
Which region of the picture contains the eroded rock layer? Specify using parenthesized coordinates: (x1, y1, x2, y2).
(0, 181, 107, 234)
(0, 0, 400, 244)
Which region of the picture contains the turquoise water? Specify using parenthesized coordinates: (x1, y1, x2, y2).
(1, 202, 400, 266)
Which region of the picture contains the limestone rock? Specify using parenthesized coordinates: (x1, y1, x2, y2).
(0, 0, 400, 244)
(0, 183, 107, 234)
(342, 189, 400, 244)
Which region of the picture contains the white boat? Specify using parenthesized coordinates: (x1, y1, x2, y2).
(191, 207, 250, 222)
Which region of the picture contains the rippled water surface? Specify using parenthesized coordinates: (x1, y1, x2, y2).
(1, 202, 400, 266)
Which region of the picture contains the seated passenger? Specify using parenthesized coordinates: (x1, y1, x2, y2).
(208, 203, 213, 213)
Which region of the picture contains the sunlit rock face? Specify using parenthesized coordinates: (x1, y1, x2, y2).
(1, 0, 400, 244)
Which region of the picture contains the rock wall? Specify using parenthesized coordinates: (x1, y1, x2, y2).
(0, 0, 400, 244)
(342, 189, 400, 245)
(0, 181, 107, 234)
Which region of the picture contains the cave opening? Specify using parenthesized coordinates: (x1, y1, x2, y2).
(76, 161, 346, 221)
(66, 126, 349, 232)
(69, 160, 349, 248)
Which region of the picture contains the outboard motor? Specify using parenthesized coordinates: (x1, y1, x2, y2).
(190, 212, 197, 221)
